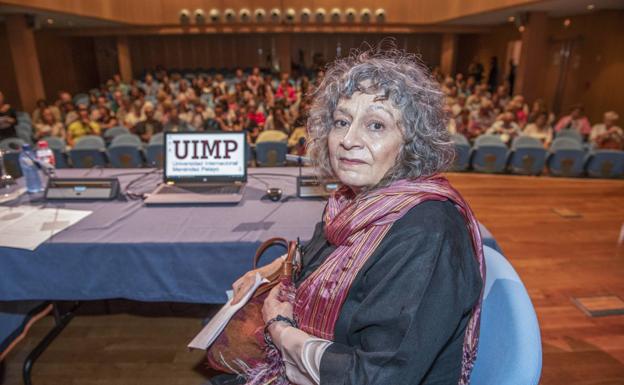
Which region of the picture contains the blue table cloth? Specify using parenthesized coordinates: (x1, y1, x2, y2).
(0, 168, 501, 304)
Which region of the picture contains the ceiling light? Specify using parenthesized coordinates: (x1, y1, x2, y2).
(508, 16, 515, 22)
(46, 18, 54, 25)
(518, 25, 526, 32)
(563, 18, 571, 27)
(587, 4, 595, 10)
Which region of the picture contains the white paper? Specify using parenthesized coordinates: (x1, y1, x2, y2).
(188, 272, 269, 350)
(0, 206, 92, 250)
(0, 187, 26, 204)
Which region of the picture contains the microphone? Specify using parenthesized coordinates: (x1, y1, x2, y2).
(285, 154, 312, 165)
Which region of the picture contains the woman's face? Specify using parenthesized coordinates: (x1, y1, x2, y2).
(328, 91, 404, 191)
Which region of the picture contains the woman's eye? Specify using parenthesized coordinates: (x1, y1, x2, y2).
(369, 121, 385, 131)
(333, 119, 349, 128)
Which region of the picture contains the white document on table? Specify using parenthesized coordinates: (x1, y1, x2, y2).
(188, 272, 269, 350)
(0, 206, 92, 250)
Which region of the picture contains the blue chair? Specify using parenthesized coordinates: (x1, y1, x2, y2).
(584, 150, 624, 178)
(111, 133, 142, 147)
(145, 144, 164, 168)
(471, 135, 508, 173)
(470, 246, 542, 385)
(255, 141, 288, 167)
(556, 129, 583, 143)
(73, 93, 90, 107)
(0, 137, 26, 152)
(149, 132, 164, 145)
(42, 136, 69, 169)
(451, 134, 471, 171)
(547, 138, 585, 177)
(103, 126, 130, 143)
(15, 123, 33, 144)
(69, 135, 107, 168)
(2, 150, 22, 178)
(108, 145, 144, 168)
(507, 136, 547, 175)
(16, 111, 31, 124)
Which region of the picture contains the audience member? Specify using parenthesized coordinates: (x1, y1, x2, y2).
(590, 111, 623, 150)
(554, 104, 592, 139)
(487, 111, 521, 145)
(133, 102, 163, 143)
(523, 111, 553, 147)
(34, 107, 65, 141)
(0, 91, 18, 141)
(67, 104, 101, 146)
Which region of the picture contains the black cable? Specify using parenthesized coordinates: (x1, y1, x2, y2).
(123, 169, 162, 200)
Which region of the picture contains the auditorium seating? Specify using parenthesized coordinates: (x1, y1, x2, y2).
(471, 246, 542, 385)
(69, 135, 108, 168)
(507, 136, 547, 175)
(471, 135, 508, 173)
(547, 137, 585, 177)
(107, 134, 144, 168)
(42, 136, 69, 169)
(255, 141, 288, 167)
(584, 150, 624, 178)
(451, 133, 471, 171)
(103, 126, 131, 144)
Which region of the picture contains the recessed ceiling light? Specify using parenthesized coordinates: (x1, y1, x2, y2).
(563, 18, 571, 27)
(46, 18, 54, 25)
(587, 4, 595, 10)
(508, 16, 516, 22)
(518, 25, 526, 32)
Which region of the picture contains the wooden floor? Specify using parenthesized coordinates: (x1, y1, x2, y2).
(3, 173, 624, 385)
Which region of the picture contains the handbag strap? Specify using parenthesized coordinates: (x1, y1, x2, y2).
(253, 237, 288, 269)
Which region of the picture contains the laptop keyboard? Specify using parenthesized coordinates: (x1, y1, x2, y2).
(160, 185, 243, 195)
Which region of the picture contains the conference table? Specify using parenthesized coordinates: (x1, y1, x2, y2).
(0, 167, 501, 375)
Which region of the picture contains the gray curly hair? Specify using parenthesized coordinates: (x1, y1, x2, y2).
(307, 44, 453, 185)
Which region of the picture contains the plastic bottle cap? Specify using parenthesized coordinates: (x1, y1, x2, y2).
(37, 140, 49, 148)
(22, 144, 31, 151)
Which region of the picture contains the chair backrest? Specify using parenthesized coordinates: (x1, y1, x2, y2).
(145, 144, 164, 168)
(585, 150, 624, 178)
(16, 111, 31, 123)
(110, 133, 142, 148)
(512, 135, 542, 149)
(475, 134, 505, 147)
(470, 246, 542, 385)
(0, 137, 26, 152)
(550, 137, 583, 152)
(73, 93, 90, 106)
(556, 129, 583, 143)
(471, 144, 508, 173)
(508, 147, 547, 176)
(107, 146, 143, 168)
(149, 132, 164, 145)
(74, 135, 106, 150)
(255, 141, 288, 167)
(103, 126, 130, 140)
(451, 133, 470, 146)
(42, 136, 67, 151)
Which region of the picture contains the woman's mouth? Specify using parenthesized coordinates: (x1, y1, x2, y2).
(339, 157, 367, 166)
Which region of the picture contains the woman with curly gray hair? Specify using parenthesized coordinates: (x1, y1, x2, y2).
(221, 47, 485, 385)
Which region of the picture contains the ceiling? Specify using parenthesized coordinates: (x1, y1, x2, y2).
(445, 0, 624, 25)
(0, 5, 121, 28)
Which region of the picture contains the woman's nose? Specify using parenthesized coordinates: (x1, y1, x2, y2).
(341, 123, 364, 149)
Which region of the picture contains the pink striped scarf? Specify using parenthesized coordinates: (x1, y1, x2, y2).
(247, 175, 485, 385)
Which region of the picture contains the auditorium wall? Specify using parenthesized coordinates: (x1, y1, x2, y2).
(34, 32, 99, 98)
(456, 10, 624, 123)
(0, 22, 20, 109)
(126, 33, 441, 76)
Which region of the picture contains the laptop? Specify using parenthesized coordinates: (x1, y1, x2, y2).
(144, 131, 247, 205)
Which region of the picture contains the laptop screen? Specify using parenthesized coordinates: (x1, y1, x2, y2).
(164, 132, 247, 183)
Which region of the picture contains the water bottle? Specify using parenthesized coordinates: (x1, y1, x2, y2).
(19, 144, 43, 193)
(36, 140, 56, 168)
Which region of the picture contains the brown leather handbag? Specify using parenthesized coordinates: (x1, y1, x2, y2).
(206, 238, 299, 374)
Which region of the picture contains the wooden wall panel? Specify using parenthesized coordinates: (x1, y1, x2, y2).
(456, 10, 624, 123)
(0, 23, 20, 109)
(125, 33, 441, 76)
(35, 32, 99, 98)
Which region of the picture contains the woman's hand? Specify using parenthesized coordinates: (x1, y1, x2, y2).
(231, 254, 285, 305)
(262, 283, 295, 347)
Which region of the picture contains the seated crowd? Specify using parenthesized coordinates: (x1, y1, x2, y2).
(437, 72, 623, 150)
(0, 66, 622, 157)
